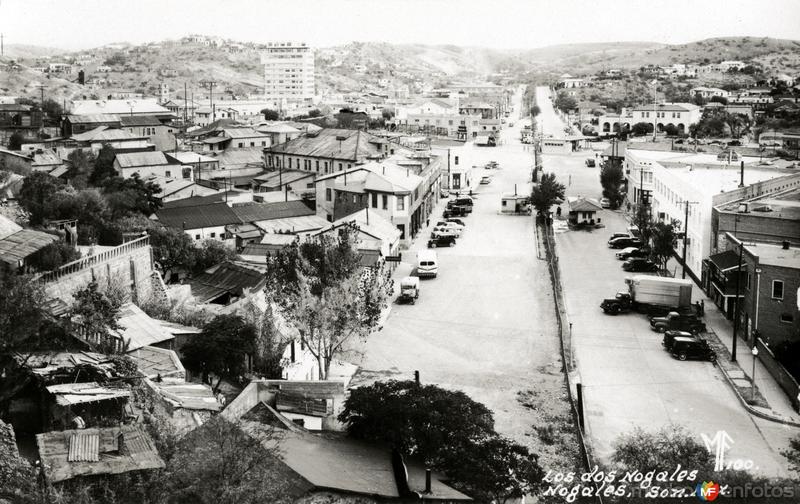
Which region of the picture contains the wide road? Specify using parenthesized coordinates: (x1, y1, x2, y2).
(535, 85, 792, 477)
(350, 87, 563, 448)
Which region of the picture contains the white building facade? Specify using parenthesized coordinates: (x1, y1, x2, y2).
(261, 42, 315, 104)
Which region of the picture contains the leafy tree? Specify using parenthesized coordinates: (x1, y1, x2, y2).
(340, 380, 543, 503)
(600, 160, 625, 209)
(709, 96, 728, 105)
(18, 171, 63, 225)
(613, 424, 711, 473)
(307, 109, 322, 118)
(27, 240, 80, 272)
(630, 122, 652, 136)
(89, 144, 118, 186)
(47, 187, 111, 245)
(147, 224, 196, 279)
(530, 105, 541, 117)
(181, 314, 257, 392)
(632, 202, 653, 251)
(554, 91, 577, 114)
(7, 132, 24, 151)
(41, 98, 63, 122)
(193, 239, 236, 274)
(530, 172, 565, 218)
(102, 173, 162, 218)
(66, 149, 96, 187)
(650, 219, 679, 271)
(783, 435, 800, 475)
(261, 108, 280, 121)
(381, 108, 395, 121)
(71, 281, 124, 350)
(266, 225, 393, 379)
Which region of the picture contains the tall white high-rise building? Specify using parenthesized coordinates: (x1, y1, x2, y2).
(260, 42, 315, 105)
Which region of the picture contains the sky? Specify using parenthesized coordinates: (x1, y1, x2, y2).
(2, 0, 800, 51)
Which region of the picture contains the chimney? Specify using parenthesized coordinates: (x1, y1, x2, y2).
(739, 160, 744, 188)
(425, 468, 432, 493)
(783, 241, 790, 250)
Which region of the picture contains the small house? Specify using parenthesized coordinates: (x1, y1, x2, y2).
(567, 196, 603, 225)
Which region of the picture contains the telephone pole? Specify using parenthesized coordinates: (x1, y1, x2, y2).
(200, 79, 218, 123)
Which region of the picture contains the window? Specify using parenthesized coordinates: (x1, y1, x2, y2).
(781, 314, 794, 324)
(454, 156, 459, 165)
(238, 142, 244, 148)
(372, 193, 378, 207)
(251, 142, 255, 147)
(352, 195, 357, 204)
(326, 188, 332, 201)
(772, 280, 784, 299)
(316, 160, 319, 170)
(164, 170, 171, 178)
(397, 195, 405, 210)
(289, 158, 293, 168)
(746, 273, 752, 290)
(339, 163, 343, 171)
(195, 234, 200, 240)
(382, 195, 388, 210)
(210, 232, 216, 238)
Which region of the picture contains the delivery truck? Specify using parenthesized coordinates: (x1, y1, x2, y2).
(600, 276, 693, 315)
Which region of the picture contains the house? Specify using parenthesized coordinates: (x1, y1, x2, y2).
(68, 126, 152, 153)
(335, 110, 370, 130)
(214, 402, 471, 501)
(257, 122, 302, 145)
(718, 60, 747, 72)
(201, 127, 271, 152)
(68, 99, 173, 120)
(394, 111, 482, 140)
(62, 114, 122, 136)
(36, 425, 165, 483)
(567, 196, 603, 225)
(231, 200, 316, 226)
(113, 151, 187, 180)
(691, 87, 731, 100)
(758, 130, 800, 150)
(212, 147, 267, 180)
(459, 101, 496, 119)
(264, 128, 410, 175)
(154, 201, 242, 242)
(119, 115, 177, 151)
(317, 208, 402, 263)
(0, 148, 66, 176)
(0, 216, 61, 278)
(559, 74, 586, 89)
(253, 169, 316, 196)
(430, 139, 475, 192)
(0, 103, 39, 127)
(154, 177, 222, 203)
(252, 214, 331, 235)
(186, 261, 266, 308)
(165, 151, 220, 177)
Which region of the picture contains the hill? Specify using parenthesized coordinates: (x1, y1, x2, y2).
(2, 43, 65, 59)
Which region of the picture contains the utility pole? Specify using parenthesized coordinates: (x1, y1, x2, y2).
(681, 201, 698, 279)
(1, 33, 4, 57)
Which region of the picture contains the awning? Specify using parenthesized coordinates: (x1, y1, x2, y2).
(708, 250, 740, 272)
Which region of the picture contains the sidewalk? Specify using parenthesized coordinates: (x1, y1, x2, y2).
(666, 256, 800, 426)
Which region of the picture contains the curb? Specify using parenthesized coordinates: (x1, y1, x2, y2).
(715, 356, 800, 428)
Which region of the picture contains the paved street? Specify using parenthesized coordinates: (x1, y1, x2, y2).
(349, 88, 564, 447)
(535, 86, 794, 477)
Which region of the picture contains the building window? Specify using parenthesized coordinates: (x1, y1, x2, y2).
(780, 313, 794, 324)
(454, 156, 459, 165)
(352, 195, 357, 204)
(316, 160, 319, 170)
(772, 280, 784, 299)
(326, 188, 331, 201)
(238, 142, 244, 148)
(397, 196, 405, 210)
(165, 171, 171, 178)
(210, 232, 216, 238)
(339, 163, 343, 170)
(289, 158, 293, 168)
(372, 193, 378, 207)
(382, 195, 388, 210)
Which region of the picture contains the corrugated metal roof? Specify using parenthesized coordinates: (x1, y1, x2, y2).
(255, 215, 330, 234)
(0, 215, 22, 240)
(128, 346, 185, 380)
(216, 147, 266, 169)
(119, 115, 162, 127)
(116, 303, 175, 351)
(188, 261, 265, 304)
(254, 169, 313, 188)
(46, 382, 131, 406)
(68, 433, 99, 462)
(70, 99, 171, 116)
(115, 151, 169, 168)
(267, 128, 390, 161)
(223, 127, 268, 139)
(231, 200, 314, 223)
(156, 202, 242, 230)
(0, 229, 59, 264)
(66, 113, 121, 124)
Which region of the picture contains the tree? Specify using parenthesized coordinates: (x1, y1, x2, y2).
(265, 225, 393, 379)
(340, 380, 543, 502)
(709, 95, 729, 106)
(381, 108, 395, 121)
(71, 281, 123, 351)
(181, 314, 256, 392)
(102, 173, 162, 218)
(7, 132, 24, 151)
(27, 240, 80, 272)
(663, 124, 679, 136)
(261, 108, 280, 121)
(632, 202, 653, 250)
(650, 219, 679, 271)
(630, 122, 652, 136)
(89, 144, 118, 186)
(307, 108, 322, 118)
(530, 105, 541, 117)
(18, 171, 63, 225)
(783, 435, 800, 475)
(47, 187, 111, 245)
(599, 160, 625, 209)
(530, 172, 565, 218)
(193, 239, 236, 274)
(66, 149, 96, 187)
(41, 98, 63, 122)
(554, 91, 577, 114)
(148, 224, 196, 279)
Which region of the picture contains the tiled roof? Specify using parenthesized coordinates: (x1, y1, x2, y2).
(156, 202, 242, 230)
(114, 151, 170, 168)
(119, 115, 162, 127)
(188, 261, 265, 304)
(231, 200, 315, 223)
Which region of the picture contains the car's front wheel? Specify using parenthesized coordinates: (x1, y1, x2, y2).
(449, 242, 455, 247)
(656, 325, 666, 333)
(678, 353, 687, 361)
(430, 243, 437, 248)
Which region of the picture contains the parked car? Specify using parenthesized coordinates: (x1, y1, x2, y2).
(585, 158, 596, 167)
(622, 258, 658, 272)
(650, 312, 707, 334)
(428, 235, 456, 248)
(485, 161, 499, 169)
(480, 176, 492, 185)
(600, 197, 611, 208)
(443, 206, 468, 218)
(445, 218, 466, 227)
(608, 233, 631, 243)
(436, 221, 465, 231)
(662, 330, 698, 351)
(431, 226, 461, 238)
(616, 247, 648, 260)
(608, 237, 643, 249)
(398, 276, 420, 304)
(450, 196, 474, 207)
(670, 337, 716, 362)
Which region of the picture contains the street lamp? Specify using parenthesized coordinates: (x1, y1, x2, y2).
(751, 345, 759, 402)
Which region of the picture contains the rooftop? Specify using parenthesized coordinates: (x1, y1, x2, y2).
(116, 303, 175, 351)
(114, 151, 171, 169)
(745, 241, 800, 269)
(119, 115, 163, 127)
(128, 346, 185, 380)
(568, 196, 603, 212)
(231, 200, 315, 223)
(267, 128, 397, 162)
(188, 261, 265, 304)
(656, 162, 790, 197)
(254, 215, 330, 234)
(36, 425, 165, 483)
(66, 113, 121, 124)
(716, 186, 800, 221)
(0, 228, 59, 265)
(150, 379, 221, 411)
(155, 202, 242, 230)
(45, 382, 130, 407)
(70, 99, 172, 117)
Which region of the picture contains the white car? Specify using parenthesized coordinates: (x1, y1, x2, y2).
(435, 221, 465, 231)
(431, 226, 461, 238)
(600, 197, 611, 208)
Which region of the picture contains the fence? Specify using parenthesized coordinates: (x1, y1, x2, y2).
(540, 220, 603, 504)
(39, 235, 150, 283)
(756, 337, 800, 411)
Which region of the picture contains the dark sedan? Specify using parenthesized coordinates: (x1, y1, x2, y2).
(621, 258, 658, 272)
(428, 235, 456, 248)
(608, 237, 643, 249)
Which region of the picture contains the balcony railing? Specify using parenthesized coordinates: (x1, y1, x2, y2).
(39, 235, 150, 283)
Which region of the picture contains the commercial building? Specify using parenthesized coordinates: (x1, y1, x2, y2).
(260, 42, 315, 104)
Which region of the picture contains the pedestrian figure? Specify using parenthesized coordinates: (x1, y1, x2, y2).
(700, 300, 705, 316)
(426, 218, 430, 227)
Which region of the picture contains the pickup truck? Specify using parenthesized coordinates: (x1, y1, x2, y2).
(650, 312, 706, 334)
